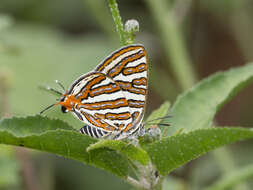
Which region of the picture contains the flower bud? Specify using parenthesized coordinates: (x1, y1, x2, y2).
(125, 19, 139, 34)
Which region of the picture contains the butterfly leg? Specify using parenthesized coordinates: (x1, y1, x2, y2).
(141, 125, 161, 143)
(80, 125, 110, 139)
(126, 135, 140, 147)
(145, 126, 161, 138)
(137, 124, 145, 137)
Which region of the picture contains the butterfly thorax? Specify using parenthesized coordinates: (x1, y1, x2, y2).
(58, 95, 78, 112)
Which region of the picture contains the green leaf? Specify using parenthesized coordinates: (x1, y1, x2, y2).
(165, 63, 253, 136)
(146, 127, 253, 175)
(0, 115, 75, 134)
(0, 116, 130, 177)
(145, 101, 170, 126)
(87, 140, 150, 165)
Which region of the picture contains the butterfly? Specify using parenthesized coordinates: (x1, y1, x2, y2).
(41, 44, 148, 140)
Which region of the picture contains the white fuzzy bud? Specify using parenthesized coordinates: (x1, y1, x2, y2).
(125, 19, 139, 34)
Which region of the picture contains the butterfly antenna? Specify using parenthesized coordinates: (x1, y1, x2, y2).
(55, 80, 66, 92)
(157, 123, 170, 127)
(39, 85, 62, 96)
(40, 103, 56, 115)
(145, 115, 172, 124)
(147, 123, 171, 127)
(47, 86, 62, 95)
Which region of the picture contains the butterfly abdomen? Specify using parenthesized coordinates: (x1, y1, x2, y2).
(80, 125, 109, 139)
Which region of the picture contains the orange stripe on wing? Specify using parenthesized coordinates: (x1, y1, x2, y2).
(123, 63, 147, 76)
(118, 81, 146, 95)
(80, 98, 129, 110)
(78, 74, 106, 100)
(60, 74, 107, 110)
(132, 111, 140, 120)
(95, 112, 131, 121)
(128, 99, 145, 108)
(108, 51, 146, 78)
(89, 83, 121, 97)
(121, 111, 141, 132)
(133, 77, 147, 86)
(81, 111, 115, 131)
(96, 45, 145, 72)
(122, 123, 133, 132)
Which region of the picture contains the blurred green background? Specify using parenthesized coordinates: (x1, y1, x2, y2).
(1, 0, 253, 190)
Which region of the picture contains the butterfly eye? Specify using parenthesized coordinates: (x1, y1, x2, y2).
(61, 106, 68, 113)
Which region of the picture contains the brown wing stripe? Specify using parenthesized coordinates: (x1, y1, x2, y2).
(128, 99, 145, 108)
(96, 45, 145, 72)
(80, 98, 129, 110)
(90, 83, 121, 97)
(133, 77, 147, 86)
(81, 111, 115, 131)
(118, 81, 146, 95)
(132, 111, 140, 120)
(122, 123, 133, 132)
(95, 112, 131, 120)
(108, 50, 146, 78)
(123, 63, 147, 76)
(75, 74, 106, 99)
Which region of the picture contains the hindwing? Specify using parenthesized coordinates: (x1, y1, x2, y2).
(95, 44, 148, 133)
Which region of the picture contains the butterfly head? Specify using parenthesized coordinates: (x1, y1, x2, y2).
(59, 96, 68, 113)
(40, 80, 74, 114)
(40, 94, 77, 114)
(40, 78, 83, 115)
(58, 95, 77, 113)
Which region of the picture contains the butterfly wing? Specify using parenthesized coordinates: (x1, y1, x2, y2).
(95, 44, 148, 134)
(67, 72, 133, 135)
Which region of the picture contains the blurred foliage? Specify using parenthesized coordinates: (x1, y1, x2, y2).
(0, 24, 118, 128)
(0, 145, 20, 189)
(162, 176, 186, 190)
(0, 14, 13, 32)
(1, 0, 253, 189)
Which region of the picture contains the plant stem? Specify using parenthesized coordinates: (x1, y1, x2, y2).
(127, 176, 147, 189)
(16, 149, 41, 190)
(145, 0, 197, 91)
(108, 0, 127, 45)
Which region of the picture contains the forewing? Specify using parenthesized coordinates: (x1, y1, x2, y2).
(95, 44, 148, 128)
(67, 72, 133, 131)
